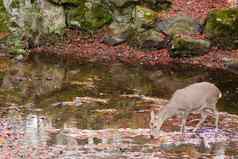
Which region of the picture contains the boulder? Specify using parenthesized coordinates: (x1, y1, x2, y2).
(204, 8, 238, 49)
(144, 0, 172, 11)
(156, 16, 202, 35)
(39, 0, 66, 34)
(128, 29, 165, 50)
(108, 0, 139, 7)
(66, 0, 112, 31)
(223, 58, 238, 74)
(170, 35, 210, 57)
(48, 0, 83, 5)
(103, 32, 129, 46)
(108, 22, 131, 35)
(108, 5, 135, 35)
(132, 5, 158, 29)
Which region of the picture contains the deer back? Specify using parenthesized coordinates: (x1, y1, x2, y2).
(166, 82, 221, 112)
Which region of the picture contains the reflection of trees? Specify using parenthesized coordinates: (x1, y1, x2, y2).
(1, 61, 65, 102)
(22, 114, 49, 145)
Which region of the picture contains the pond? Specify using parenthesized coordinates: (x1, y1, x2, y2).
(0, 55, 237, 158)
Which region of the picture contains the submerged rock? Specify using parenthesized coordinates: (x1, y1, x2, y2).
(14, 54, 24, 61)
(52, 96, 109, 107)
(204, 8, 238, 49)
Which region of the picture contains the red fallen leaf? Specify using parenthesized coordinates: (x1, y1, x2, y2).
(0, 32, 10, 40)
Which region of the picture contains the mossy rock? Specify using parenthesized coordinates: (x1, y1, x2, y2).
(108, 0, 139, 7)
(66, 1, 112, 31)
(223, 58, 238, 74)
(0, 1, 9, 32)
(204, 8, 238, 49)
(144, 0, 172, 11)
(170, 35, 210, 57)
(132, 5, 158, 28)
(48, 0, 85, 5)
(128, 29, 165, 50)
(40, 0, 66, 34)
(156, 16, 202, 35)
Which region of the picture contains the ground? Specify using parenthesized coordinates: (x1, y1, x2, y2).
(29, 0, 238, 69)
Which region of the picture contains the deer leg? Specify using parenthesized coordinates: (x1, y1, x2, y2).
(193, 111, 208, 132)
(180, 113, 189, 135)
(214, 108, 219, 131)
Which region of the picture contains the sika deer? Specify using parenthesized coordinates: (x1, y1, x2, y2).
(150, 82, 222, 138)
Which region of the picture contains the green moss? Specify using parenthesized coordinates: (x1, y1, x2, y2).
(171, 35, 210, 57)
(49, 0, 84, 5)
(6, 34, 27, 55)
(66, 2, 112, 31)
(0, 1, 9, 32)
(10, 0, 20, 8)
(61, 0, 82, 5)
(205, 8, 238, 49)
(133, 5, 157, 26)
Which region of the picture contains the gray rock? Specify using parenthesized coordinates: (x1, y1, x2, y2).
(223, 58, 238, 74)
(103, 32, 129, 46)
(38, 0, 66, 34)
(170, 35, 210, 57)
(15, 54, 24, 61)
(129, 29, 166, 50)
(108, 0, 139, 7)
(156, 16, 202, 35)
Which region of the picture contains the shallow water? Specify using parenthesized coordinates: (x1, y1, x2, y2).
(0, 56, 237, 158)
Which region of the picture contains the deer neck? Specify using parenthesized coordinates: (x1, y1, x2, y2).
(156, 105, 176, 131)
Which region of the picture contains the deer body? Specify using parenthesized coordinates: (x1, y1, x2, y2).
(150, 82, 222, 137)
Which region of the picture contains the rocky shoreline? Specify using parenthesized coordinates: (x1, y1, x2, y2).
(31, 29, 238, 72)
(0, 0, 238, 73)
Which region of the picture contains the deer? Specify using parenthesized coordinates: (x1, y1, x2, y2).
(150, 82, 222, 138)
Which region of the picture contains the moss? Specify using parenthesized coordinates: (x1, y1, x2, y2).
(6, 34, 27, 55)
(10, 0, 20, 8)
(66, 1, 112, 31)
(133, 5, 157, 26)
(0, 1, 9, 32)
(144, 0, 172, 12)
(205, 8, 238, 49)
(61, 0, 82, 5)
(170, 35, 210, 57)
(49, 0, 84, 5)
